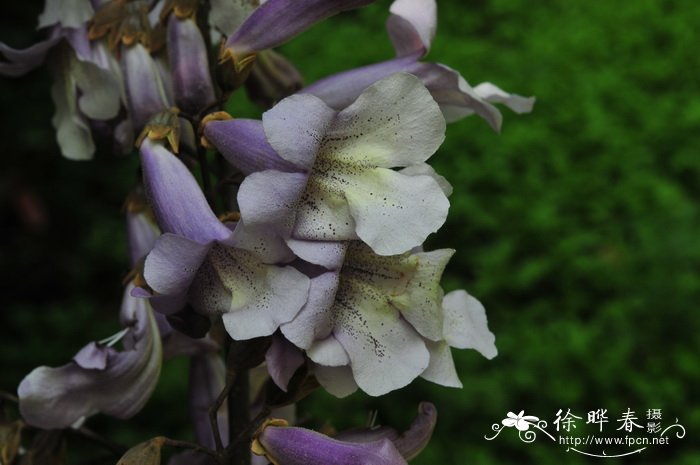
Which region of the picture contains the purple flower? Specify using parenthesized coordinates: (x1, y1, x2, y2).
(204, 72, 449, 256)
(17, 282, 162, 429)
(165, 12, 216, 116)
(301, 0, 535, 131)
(137, 139, 311, 340)
(221, 0, 377, 70)
(251, 402, 437, 465)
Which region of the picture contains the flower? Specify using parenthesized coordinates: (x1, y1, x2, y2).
(137, 139, 311, 340)
(0, 2, 123, 159)
(502, 411, 540, 431)
(220, 0, 378, 71)
(17, 282, 162, 429)
(204, 72, 449, 256)
(275, 241, 497, 397)
(251, 402, 436, 465)
(301, 0, 535, 131)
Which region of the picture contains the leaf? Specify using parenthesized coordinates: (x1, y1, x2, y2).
(0, 420, 23, 465)
(116, 437, 165, 465)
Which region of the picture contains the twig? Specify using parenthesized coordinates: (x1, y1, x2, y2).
(209, 370, 236, 452)
(162, 437, 220, 460)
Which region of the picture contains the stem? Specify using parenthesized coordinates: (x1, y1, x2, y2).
(210, 369, 235, 453)
(227, 365, 250, 465)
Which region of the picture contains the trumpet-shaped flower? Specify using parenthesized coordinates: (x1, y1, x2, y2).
(301, 0, 534, 131)
(251, 402, 436, 465)
(205, 72, 449, 256)
(275, 241, 496, 397)
(137, 139, 311, 340)
(17, 282, 162, 429)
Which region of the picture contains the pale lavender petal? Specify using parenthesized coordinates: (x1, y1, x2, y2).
(255, 425, 407, 465)
(189, 353, 228, 449)
(336, 402, 436, 461)
(442, 290, 497, 359)
(307, 334, 349, 367)
(313, 364, 358, 398)
(266, 335, 305, 391)
(300, 54, 420, 111)
(73, 342, 112, 370)
(262, 94, 335, 170)
(391, 402, 437, 460)
(237, 170, 307, 232)
(168, 16, 216, 116)
(127, 210, 159, 266)
(204, 119, 298, 175)
(49, 56, 95, 160)
(327, 72, 445, 168)
(38, 0, 94, 28)
(333, 281, 430, 396)
(227, 0, 377, 55)
(281, 271, 340, 350)
(399, 163, 452, 197)
(420, 340, 461, 388)
(140, 139, 232, 243)
(286, 239, 348, 270)
(473, 82, 536, 114)
(143, 233, 210, 296)
(229, 220, 296, 264)
(18, 285, 162, 429)
(0, 37, 61, 77)
(344, 169, 449, 256)
(387, 0, 436, 56)
(186, 244, 311, 339)
(122, 44, 171, 130)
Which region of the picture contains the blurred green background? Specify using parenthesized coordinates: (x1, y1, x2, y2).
(1, 0, 699, 464)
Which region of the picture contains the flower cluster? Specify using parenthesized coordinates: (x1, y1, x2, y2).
(1, 0, 533, 462)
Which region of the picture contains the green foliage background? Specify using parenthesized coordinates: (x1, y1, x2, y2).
(1, 0, 699, 464)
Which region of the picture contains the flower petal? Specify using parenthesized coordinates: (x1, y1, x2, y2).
(387, 0, 436, 56)
(266, 335, 305, 392)
(473, 82, 536, 114)
(344, 168, 448, 256)
(205, 119, 299, 175)
(327, 72, 445, 168)
(262, 93, 335, 170)
(300, 54, 421, 111)
(238, 170, 308, 232)
(307, 334, 349, 367)
(420, 340, 461, 388)
(442, 290, 497, 359)
(281, 271, 341, 349)
(127, 210, 159, 266)
(140, 139, 232, 243)
(286, 239, 348, 270)
(0, 37, 61, 77)
(256, 425, 407, 465)
(122, 44, 171, 130)
(143, 233, 210, 296)
(226, 0, 377, 55)
(399, 163, 452, 197)
(313, 364, 358, 398)
(167, 16, 216, 116)
(38, 0, 94, 28)
(187, 245, 310, 339)
(333, 278, 429, 396)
